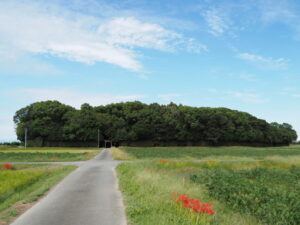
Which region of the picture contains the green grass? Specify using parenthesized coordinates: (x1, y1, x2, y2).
(0, 164, 76, 224)
(116, 158, 300, 225)
(118, 145, 300, 160)
(0, 147, 102, 162)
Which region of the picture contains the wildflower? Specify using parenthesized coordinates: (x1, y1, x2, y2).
(83, 152, 93, 157)
(174, 193, 215, 215)
(2, 163, 14, 170)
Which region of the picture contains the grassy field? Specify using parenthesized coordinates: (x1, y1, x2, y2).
(115, 145, 300, 225)
(114, 145, 300, 161)
(0, 147, 102, 162)
(0, 164, 76, 224)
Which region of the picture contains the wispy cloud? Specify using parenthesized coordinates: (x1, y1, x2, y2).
(0, 118, 16, 141)
(17, 88, 146, 108)
(0, 1, 205, 72)
(158, 94, 182, 102)
(202, 9, 229, 36)
(137, 74, 149, 80)
(237, 53, 288, 70)
(256, 0, 300, 39)
(228, 72, 258, 82)
(225, 91, 267, 103)
(257, 0, 297, 24)
(198, 0, 300, 39)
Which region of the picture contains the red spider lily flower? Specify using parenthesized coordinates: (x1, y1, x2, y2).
(159, 159, 174, 165)
(83, 152, 93, 157)
(174, 193, 215, 215)
(177, 194, 189, 202)
(2, 163, 14, 169)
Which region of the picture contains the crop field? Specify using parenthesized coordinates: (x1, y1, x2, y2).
(0, 147, 102, 162)
(116, 146, 300, 225)
(0, 146, 99, 153)
(0, 164, 76, 224)
(115, 145, 300, 161)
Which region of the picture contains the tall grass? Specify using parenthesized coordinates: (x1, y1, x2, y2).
(0, 165, 76, 223)
(0, 170, 45, 202)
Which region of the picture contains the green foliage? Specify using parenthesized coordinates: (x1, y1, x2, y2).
(14, 101, 75, 143)
(190, 167, 300, 225)
(14, 101, 297, 146)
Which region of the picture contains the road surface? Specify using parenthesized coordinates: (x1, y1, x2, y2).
(11, 149, 127, 225)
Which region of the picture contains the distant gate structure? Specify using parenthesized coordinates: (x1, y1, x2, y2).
(104, 140, 112, 148)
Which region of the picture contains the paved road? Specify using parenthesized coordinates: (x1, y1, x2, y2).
(11, 149, 127, 225)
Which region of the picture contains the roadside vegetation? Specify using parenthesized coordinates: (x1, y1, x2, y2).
(0, 164, 76, 224)
(0, 147, 101, 162)
(117, 158, 300, 225)
(116, 145, 300, 225)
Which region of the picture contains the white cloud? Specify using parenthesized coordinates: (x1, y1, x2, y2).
(17, 88, 146, 109)
(206, 88, 218, 93)
(158, 94, 182, 102)
(256, 0, 300, 39)
(0, 116, 16, 141)
(257, 0, 297, 24)
(137, 74, 149, 80)
(199, 0, 300, 39)
(292, 94, 300, 98)
(229, 73, 258, 82)
(225, 91, 267, 104)
(237, 53, 288, 70)
(98, 17, 179, 50)
(0, 1, 205, 72)
(0, 47, 63, 76)
(202, 9, 229, 36)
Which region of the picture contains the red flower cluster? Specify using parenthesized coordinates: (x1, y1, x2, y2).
(175, 193, 215, 215)
(159, 159, 174, 165)
(2, 163, 14, 170)
(83, 152, 93, 157)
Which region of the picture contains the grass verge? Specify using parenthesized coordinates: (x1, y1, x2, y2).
(110, 147, 135, 160)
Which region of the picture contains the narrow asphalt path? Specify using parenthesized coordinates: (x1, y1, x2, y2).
(11, 149, 127, 225)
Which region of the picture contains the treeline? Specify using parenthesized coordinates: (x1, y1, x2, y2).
(0, 141, 21, 146)
(14, 101, 297, 147)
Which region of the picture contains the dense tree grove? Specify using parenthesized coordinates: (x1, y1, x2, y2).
(14, 101, 297, 147)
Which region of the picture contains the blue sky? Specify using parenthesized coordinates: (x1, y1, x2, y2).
(1, 0, 300, 141)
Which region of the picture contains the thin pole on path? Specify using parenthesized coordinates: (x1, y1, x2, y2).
(25, 127, 28, 149)
(97, 129, 100, 148)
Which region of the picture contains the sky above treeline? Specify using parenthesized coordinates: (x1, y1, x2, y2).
(1, 0, 300, 141)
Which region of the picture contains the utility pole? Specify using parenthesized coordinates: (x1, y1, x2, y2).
(97, 129, 100, 148)
(25, 127, 28, 149)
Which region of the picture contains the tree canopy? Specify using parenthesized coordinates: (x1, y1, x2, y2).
(14, 101, 298, 146)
